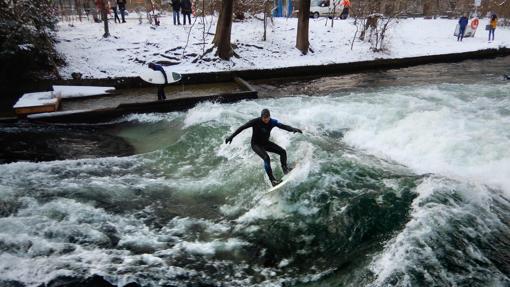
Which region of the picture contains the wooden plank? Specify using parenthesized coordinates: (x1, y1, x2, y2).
(15, 98, 61, 118)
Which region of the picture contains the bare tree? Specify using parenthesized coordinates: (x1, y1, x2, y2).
(296, 0, 311, 55)
(212, 0, 234, 60)
(351, 0, 401, 52)
(325, 0, 341, 28)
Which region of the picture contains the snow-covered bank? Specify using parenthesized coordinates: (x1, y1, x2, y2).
(56, 16, 510, 79)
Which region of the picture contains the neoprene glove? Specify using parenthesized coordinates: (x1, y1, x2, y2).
(293, 128, 303, 134)
(225, 135, 233, 144)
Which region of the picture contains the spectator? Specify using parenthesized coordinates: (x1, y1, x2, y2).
(110, 0, 121, 23)
(458, 14, 468, 42)
(172, 0, 181, 25)
(488, 14, 497, 42)
(340, 0, 351, 20)
(117, 0, 126, 23)
(181, 0, 192, 25)
(92, 0, 101, 22)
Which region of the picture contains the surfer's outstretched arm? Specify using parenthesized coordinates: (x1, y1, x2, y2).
(277, 122, 303, 134)
(225, 120, 254, 144)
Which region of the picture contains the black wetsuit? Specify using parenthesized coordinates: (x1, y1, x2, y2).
(228, 117, 299, 181)
(149, 64, 167, 100)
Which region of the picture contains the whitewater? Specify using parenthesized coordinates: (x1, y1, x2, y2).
(1, 59, 509, 286)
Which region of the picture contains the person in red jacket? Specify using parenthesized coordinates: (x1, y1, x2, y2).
(340, 0, 351, 19)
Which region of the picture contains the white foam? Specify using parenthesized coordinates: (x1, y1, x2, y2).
(175, 238, 248, 256)
(121, 112, 182, 123)
(368, 178, 507, 286)
(235, 143, 314, 224)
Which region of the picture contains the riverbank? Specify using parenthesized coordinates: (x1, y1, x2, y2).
(56, 17, 510, 79)
(3, 16, 510, 117)
(2, 48, 510, 122)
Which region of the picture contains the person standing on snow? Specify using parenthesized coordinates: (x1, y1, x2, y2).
(181, 0, 192, 25)
(488, 14, 497, 42)
(340, 0, 351, 20)
(110, 0, 121, 23)
(117, 0, 127, 23)
(225, 109, 303, 187)
(457, 14, 468, 42)
(171, 0, 181, 25)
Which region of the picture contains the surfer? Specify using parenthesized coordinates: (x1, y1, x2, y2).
(225, 109, 303, 186)
(504, 74, 510, 80)
(148, 63, 167, 100)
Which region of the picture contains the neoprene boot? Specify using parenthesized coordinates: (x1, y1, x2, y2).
(268, 172, 281, 187)
(282, 164, 293, 175)
(270, 178, 282, 187)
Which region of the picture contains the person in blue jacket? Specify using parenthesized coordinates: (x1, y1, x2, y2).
(148, 63, 167, 100)
(458, 14, 469, 42)
(225, 109, 302, 186)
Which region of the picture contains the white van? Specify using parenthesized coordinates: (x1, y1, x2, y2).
(310, 0, 343, 18)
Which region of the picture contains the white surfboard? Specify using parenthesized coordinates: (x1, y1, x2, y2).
(140, 68, 182, 85)
(265, 164, 301, 194)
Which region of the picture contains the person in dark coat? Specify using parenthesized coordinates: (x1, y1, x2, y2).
(458, 14, 468, 41)
(148, 63, 168, 101)
(171, 0, 181, 25)
(117, 0, 126, 23)
(181, 0, 192, 25)
(110, 0, 121, 23)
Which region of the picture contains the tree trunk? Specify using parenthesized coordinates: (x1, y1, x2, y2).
(100, 0, 110, 37)
(263, 0, 269, 41)
(213, 0, 234, 60)
(331, 3, 336, 28)
(296, 0, 311, 55)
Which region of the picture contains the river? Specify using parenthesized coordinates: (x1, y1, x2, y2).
(0, 57, 509, 287)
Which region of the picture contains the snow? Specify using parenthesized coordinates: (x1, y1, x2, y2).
(52, 85, 115, 98)
(55, 16, 510, 79)
(13, 92, 58, 109)
(13, 86, 115, 109)
(27, 109, 96, 119)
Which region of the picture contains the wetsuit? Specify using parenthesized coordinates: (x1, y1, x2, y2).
(227, 117, 301, 183)
(149, 64, 168, 100)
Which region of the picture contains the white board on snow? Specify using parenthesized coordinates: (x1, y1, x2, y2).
(52, 85, 115, 98)
(13, 92, 58, 109)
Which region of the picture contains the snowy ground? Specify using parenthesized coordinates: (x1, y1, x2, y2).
(56, 14, 510, 79)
